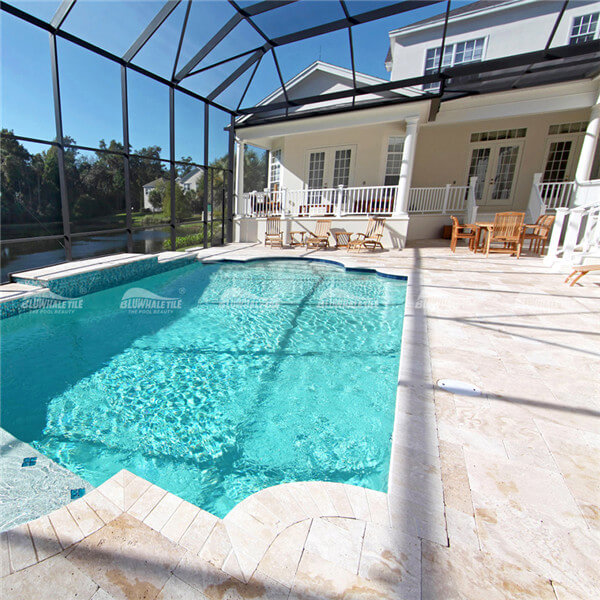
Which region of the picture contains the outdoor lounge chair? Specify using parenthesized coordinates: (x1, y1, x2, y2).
(564, 264, 600, 286)
(264, 216, 283, 247)
(305, 220, 331, 248)
(347, 217, 386, 252)
(484, 212, 525, 258)
(450, 216, 476, 252)
(522, 214, 556, 255)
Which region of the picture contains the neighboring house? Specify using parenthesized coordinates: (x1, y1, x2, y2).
(142, 167, 204, 212)
(233, 0, 600, 248)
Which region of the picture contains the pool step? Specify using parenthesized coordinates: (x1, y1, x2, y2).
(0, 282, 43, 300)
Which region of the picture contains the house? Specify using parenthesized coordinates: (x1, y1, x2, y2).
(142, 167, 204, 212)
(233, 0, 600, 249)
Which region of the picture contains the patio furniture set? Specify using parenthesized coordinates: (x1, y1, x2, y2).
(450, 212, 556, 258)
(264, 216, 386, 252)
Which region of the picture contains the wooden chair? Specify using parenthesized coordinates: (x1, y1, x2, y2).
(523, 214, 556, 255)
(450, 216, 476, 252)
(564, 264, 600, 286)
(347, 218, 386, 252)
(264, 216, 283, 248)
(305, 220, 331, 248)
(484, 212, 525, 258)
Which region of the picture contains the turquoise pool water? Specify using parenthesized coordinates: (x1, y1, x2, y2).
(1, 260, 406, 517)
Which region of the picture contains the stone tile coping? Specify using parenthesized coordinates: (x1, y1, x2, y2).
(0, 428, 92, 533)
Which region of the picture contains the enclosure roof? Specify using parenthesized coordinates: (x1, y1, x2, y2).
(3, 0, 599, 127)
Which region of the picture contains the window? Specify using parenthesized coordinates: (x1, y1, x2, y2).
(548, 122, 587, 135)
(424, 38, 485, 91)
(307, 152, 325, 189)
(384, 136, 405, 186)
(269, 149, 282, 190)
(570, 13, 599, 45)
(470, 128, 526, 142)
(332, 149, 352, 187)
(543, 141, 573, 183)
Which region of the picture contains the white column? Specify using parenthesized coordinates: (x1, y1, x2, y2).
(575, 93, 600, 184)
(394, 117, 419, 215)
(235, 140, 245, 215)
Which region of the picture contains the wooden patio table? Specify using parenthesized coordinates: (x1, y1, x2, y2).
(289, 230, 307, 247)
(473, 221, 494, 252)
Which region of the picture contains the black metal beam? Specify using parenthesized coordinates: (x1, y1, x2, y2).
(1, 2, 235, 115)
(207, 49, 264, 101)
(172, 0, 192, 80)
(339, 1, 356, 107)
(238, 40, 600, 115)
(123, 0, 181, 63)
(50, 0, 76, 29)
(203, 104, 209, 248)
(121, 65, 132, 252)
(188, 47, 259, 77)
(227, 113, 235, 242)
(169, 86, 177, 251)
(175, 14, 243, 82)
(236, 54, 262, 111)
(49, 32, 72, 261)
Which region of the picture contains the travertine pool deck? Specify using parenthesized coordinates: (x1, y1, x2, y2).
(1, 241, 599, 599)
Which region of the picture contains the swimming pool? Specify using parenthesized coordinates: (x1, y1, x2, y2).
(1, 259, 407, 518)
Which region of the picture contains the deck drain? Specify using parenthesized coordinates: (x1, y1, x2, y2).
(437, 379, 481, 396)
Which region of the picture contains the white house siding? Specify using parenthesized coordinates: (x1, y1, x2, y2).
(269, 121, 407, 191)
(411, 107, 592, 213)
(389, 0, 600, 82)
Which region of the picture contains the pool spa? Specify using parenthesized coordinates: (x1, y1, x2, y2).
(1, 259, 407, 518)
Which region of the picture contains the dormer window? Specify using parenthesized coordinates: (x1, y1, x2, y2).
(570, 13, 599, 44)
(423, 38, 485, 92)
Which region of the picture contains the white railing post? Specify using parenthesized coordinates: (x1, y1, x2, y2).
(336, 185, 344, 217)
(442, 184, 451, 215)
(544, 207, 567, 265)
(466, 177, 478, 224)
(562, 207, 585, 262)
(282, 188, 288, 216)
(526, 173, 545, 223)
(235, 140, 245, 216)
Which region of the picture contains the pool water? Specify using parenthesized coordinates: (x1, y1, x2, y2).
(1, 260, 406, 517)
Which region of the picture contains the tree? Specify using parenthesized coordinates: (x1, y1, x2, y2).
(244, 148, 268, 193)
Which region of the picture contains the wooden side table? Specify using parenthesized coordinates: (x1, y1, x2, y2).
(289, 231, 306, 247)
(333, 231, 351, 249)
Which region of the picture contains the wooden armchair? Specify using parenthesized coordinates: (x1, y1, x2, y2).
(523, 214, 556, 255)
(450, 216, 476, 252)
(305, 220, 331, 248)
(264, 216, 283, 247)
(347, 218, 386, 252)
(484, 212, 525, 258)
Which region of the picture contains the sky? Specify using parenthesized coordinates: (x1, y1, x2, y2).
(1, 1, 454, 161)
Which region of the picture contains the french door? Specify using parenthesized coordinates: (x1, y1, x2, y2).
(541, 134, 582, 183)
(305, 146, 354, 189)
(466, 140, 524, 207)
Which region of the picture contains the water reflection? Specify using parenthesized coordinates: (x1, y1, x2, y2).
(1, 228, 170, 282)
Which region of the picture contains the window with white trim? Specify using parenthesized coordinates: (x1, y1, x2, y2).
(269, 149, 282, 190)
(570, 13, 599, 44)
(384, 136, 404, 186)
(332, 149, 352, 187)
(423, 38, 485, 91)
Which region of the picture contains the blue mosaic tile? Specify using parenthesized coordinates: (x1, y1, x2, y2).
(70, 488, 86, 499)
(21, 457, 37, 467)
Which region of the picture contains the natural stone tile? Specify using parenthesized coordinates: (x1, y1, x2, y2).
(358, 522, 421, 600)
(344, 485, 371, 522)
(304, 517, 364, 574)
(437, 440, 473, 514)
(91, 588, 118, 600)
(0, 553, 98, 600)
(160, 500, 200, 544)
(68, 497, 105, 537)
(127, 484, 167, 522)
(199, 521, 233, 569)
(421, 539, 556, 600)
(364, 490, 389, 527)
(303, 483, 337, 516)
(156, 575, 209, 600)
(67, 513, 185, 600)
(28, 515, 62, 562)
(178, 509, 218, 555)
(49, 506, 85, 550)
(258, 519, 311, 588)
(84, 489, 123, 525)
(6, 524, 37, 572)
(445, 506, 479, 550)
(122, 475, 152, 511)
(174, 551, 243, 599)
(144, 492, 183, 532)
(0, 531, 10, 577)
(96, 477, 125, 511)
(221, 549, 245, 583)
(324, 483, 355, 518)
(286, 483, 321, 518)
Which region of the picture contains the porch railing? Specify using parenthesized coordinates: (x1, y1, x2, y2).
(545, 197, 600, 266)
(239, 178, 478, 220)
